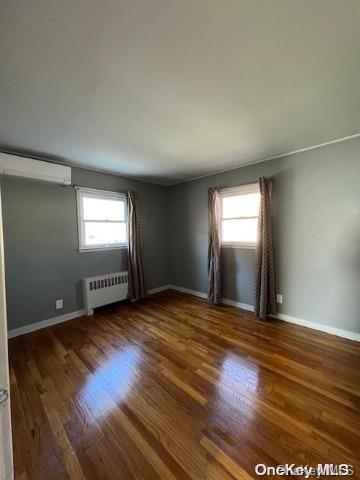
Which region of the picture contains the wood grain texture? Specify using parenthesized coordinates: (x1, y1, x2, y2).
(9, 290, 360, 479)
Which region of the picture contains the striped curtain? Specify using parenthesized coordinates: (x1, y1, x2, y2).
(255, 177, 277, 319)
(208, 187, 222, 304)
(127, 191, 147, 301)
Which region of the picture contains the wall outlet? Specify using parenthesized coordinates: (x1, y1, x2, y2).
(56, 299, 63, 310)
(276, 294, 283, 304)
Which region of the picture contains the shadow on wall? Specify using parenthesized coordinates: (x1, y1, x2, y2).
(170, 187, 209, 290)
(330, 213, 360, 330)
(221, 248, 256, 306)
(271, 166, 298, 314)
(75, 280, 83, 310)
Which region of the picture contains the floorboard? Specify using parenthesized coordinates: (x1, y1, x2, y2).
(9, 290, 360, 479)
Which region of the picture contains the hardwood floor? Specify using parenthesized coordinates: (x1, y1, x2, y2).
(9, 290, 360, 479)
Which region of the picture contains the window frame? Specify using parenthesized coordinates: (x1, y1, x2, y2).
(220, 182, 260, 249)
(76, 187, 127, 252)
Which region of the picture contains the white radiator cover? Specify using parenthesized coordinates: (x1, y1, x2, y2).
(83, 271, 128, 316)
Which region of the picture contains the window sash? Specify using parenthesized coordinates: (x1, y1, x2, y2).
(222, 215, 258, 220)
(220, 183, 260, 248)
(221, 218, 258, 246)
(76, 188, 127, 251)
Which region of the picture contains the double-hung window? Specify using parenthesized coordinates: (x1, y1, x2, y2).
(220, 183, 260, 248)
(76, 188, 127, 251)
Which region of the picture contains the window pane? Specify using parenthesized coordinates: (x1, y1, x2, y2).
(83, 196, 125, 221)
(84, 221, 126, 246)
(222, 193, 260, 218)
(222, 218, 258, 244)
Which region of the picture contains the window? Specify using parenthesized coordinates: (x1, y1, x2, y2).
(220, 183, 260, 248)
(76, 188, 127, 251)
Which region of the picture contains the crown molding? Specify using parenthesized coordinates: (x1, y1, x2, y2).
(2, 133, 359, 187)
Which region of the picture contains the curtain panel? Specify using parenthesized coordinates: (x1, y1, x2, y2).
(255, 177, 277, 319)
(127, 191, 147, 301)
(208, 187, 222, 304)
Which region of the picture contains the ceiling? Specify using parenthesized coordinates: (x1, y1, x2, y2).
(1, 0, 359, 185)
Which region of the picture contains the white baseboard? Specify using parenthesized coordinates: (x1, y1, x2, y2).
(271, 313, 360, 342)
(168, 284, 208, 299)
(148, 284, 172, 295)
(221, 297, 255, 312)
(8, 287, 359, 343)
(168, 284, 254, 312)
(7, 286, 171, 338)
(8, 309, 86, 339)
(168, 284, 359, 342)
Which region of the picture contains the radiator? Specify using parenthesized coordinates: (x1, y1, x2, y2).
(83, 271, 129, 316)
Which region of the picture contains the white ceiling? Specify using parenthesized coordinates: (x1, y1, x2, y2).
(1, 0, 359, 185)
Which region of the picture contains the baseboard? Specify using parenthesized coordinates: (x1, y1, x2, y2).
(7, 286, 171, 338)
(168, 284, 208, 299)
(271, 313, 360, 342)
(221, 298, 255, 312)
(148, 284, 172, 295)
(8, 287, 359, 342)
(168, 284, 359, 342)
(168, 284, 254, 312)
(8, 309, 86, 339)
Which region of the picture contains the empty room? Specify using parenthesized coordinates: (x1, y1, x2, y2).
(0, 1, 359, 479)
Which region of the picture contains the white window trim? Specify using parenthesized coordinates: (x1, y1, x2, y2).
(220, 182, 259, 249)
(76, 187, 128, 252)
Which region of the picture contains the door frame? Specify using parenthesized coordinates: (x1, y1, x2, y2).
(0, 185, 14, 480)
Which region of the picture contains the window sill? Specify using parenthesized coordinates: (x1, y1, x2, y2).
(79, 245, 128, 253)
(221, 244, 256, 250)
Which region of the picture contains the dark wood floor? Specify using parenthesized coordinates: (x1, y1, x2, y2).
(9, 290, 360, 479)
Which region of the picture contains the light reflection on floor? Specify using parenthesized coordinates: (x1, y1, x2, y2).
(215, 355, 260, 418)
(221, 355, 259, 393)
(78, 345, 141, 419)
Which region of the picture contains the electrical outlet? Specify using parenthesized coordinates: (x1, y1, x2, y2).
(276, 294, 283, 304)
(56, 299, 63, 310)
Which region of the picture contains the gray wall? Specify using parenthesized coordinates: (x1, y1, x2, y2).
(2, 167, 170, 329)
(3, 138, 360, 334)
(169, 137, 360, 333)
